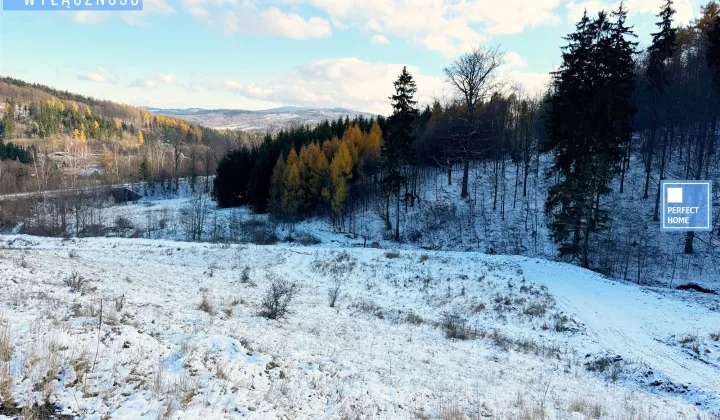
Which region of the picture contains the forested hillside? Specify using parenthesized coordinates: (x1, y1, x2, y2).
(0, 77, 257, 194)
(212, 0, 720, 284)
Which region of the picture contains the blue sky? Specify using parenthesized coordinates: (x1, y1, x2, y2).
(0, 0, 704, 114)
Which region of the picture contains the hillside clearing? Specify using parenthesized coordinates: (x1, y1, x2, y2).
(0, 236, 716, 419)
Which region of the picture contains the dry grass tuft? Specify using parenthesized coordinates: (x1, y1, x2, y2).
(0, 318, 13, 362)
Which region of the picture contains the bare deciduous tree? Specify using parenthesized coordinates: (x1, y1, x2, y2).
(443, 45, 505, 198)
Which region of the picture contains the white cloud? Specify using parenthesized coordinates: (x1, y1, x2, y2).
(158, 73, 177, 84)
(131, 73, 180, 90)
(189, 56, 550, 114)
(506, 71, 551, 96)
(276, 0, 561, 56)
(504, 51, 528, 69)
(223, 81, 275, 99)
(78, 72, 111, 83)
(77, 67, 117, 84)
(566, 0, 695, 26)
(73, 11, 110, 24)
(331, 17, 348, 29)
(130, 79, 159, 89)
(370, 34, 390, 44)
(270, 57, 447, 114)
(186, 2, 332, 39)
(72, 0, 174, 25)
(454, 0, 561, 34)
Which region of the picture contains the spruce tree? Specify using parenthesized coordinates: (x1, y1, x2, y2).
(381, 66, 418, 241)
(2, 100, 15, 141)
(707, 15, 720, 93)
(647, 0, 677, 92)
(643, 0, 677, 202)
(545, 8, 637, 268)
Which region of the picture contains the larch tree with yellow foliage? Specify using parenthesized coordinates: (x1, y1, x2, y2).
(282, 149, 304, 222)
(138, 130, 144, 146)
(329, 142, 353, 225)
(310, 146, 331, 207)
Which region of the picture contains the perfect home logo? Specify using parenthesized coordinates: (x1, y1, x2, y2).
(3, 0, 142, 11)
(661, 180, 713, 232)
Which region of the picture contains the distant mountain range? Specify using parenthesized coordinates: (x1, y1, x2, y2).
(145, 106, 380, 132)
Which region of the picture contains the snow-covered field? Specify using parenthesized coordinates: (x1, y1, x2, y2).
(0, 235, 718, 419)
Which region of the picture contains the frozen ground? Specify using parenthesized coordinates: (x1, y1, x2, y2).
(0, 235, 718, 419)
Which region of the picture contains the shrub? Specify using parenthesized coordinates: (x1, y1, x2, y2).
(115, 216, 134, 230)
(585, 355, 622, 375)
(65, 272, 86, 293)
(350, 299, 384, 319)
(553, 313, 570, 332)
(680, 333, 701, 355)
(239, 220, 278, 245)
(240, 266, 251, 283)
(523, 303, 547, 318)
(198, 295, 214, 314)
(0, 319, 12, 362)
(384, 250, 401, 259)
(77, 224, 105, 238)
(260, 278, 299, 320)
(297, 232, 321, 246)
(328, 279, 342, 308)
(406, 312, 424, 325)
(115, 295, 126, 312)
(441, 313, 474, 340)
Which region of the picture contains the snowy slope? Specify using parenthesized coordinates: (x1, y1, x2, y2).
(520, 258, 720, 411)
(0, 236, 717, 419)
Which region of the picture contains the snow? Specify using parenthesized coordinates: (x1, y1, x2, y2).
(0, 236, 717, 418)
(519, 257, 720, 410)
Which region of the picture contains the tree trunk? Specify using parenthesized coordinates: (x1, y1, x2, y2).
(644, 127, 656, 199)
(619, 133, 632, 194)
(461, 160, 469, 198)
(394, 192, 400, 242)
(684, 231, 694, 254)
(653, 128, 670, 222)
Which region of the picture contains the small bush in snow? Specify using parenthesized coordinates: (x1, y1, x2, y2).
(405, 312, 424, 325)
(711, 331, 720, 341)
(115, 216, 134, 230)
(0, 318, 12, 362)
(523, 303, 547, 318)
(328, 279, 342, 308)
(260, 278, 299, 320)
(0, 360, 12, 405)
(680, 333, 701, 355)
(472, 303, 486, 313)
(240, 266, 251, 283)
(350, 299, 384, 319)
(553, 314, 570, 332)
(585, 355, 621, 373)
(297, 232, 321, 246)
(312, 252, 356, 276)
(198, 295, 214, 314)
(65, 272, 86, 293)
(115, 295, 126, 313)
(441, 313, 474, 340)
(384, 251, 401, 259)
(240, 220, 278, 245)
